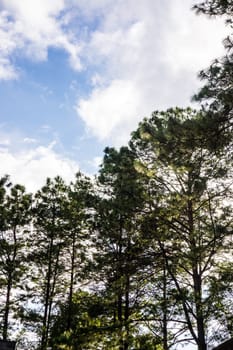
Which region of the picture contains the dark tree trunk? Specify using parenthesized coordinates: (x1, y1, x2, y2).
(3, 226, 17, 340)
(193, 269, 207, 350)
(41, 236, 53, 350)
(188, 198, 207, 350)
(3, 273, 12, 340)
(67, 231, 76, 330)
(162, 264, 168, 350)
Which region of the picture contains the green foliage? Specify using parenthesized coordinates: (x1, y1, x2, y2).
(0, 178, 32, 339)
(130, 107, 232, 350)
(193, 0, 233, 18)
(1, 3, 233, 349)
(192, 0, 233, 153)
(50, 290, 121, 350)
(0, 107, 232, 350)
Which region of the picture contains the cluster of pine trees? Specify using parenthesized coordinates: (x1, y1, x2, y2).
(0, 1, 233, 349)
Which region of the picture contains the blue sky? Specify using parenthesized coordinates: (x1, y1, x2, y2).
(0, 0, 228, 191)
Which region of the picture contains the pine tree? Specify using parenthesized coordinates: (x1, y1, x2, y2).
(93, 146, 148, 350)
(192, 0, 233, 149)
(130, 107, 233, 350)
(31, 177, 68, 350)
(0, 179, 32, 340)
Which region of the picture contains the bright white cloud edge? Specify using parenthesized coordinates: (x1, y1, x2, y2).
(76, 0, 228, 145)
(0, 141, 79, 192)
(0, 0, 82, 80)
(0, 0, 229, 145)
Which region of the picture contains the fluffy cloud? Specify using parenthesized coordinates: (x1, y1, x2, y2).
(76, 0, 228, 144)
(0, 0, 229, 144)
(77, 79, 142, 142)
(0, 0, 82, 79)
(0, 137, 79, 192)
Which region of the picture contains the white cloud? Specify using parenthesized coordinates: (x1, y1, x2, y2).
(162, 0, 227, 74)
(23, 137, 37, 144)
(0, 10, 21, 79)
(77, 79, 143, 143)
(75, 0, 228, 145)
(0, 0, 82, 79)
(0, 136, 79, 192)
(0, 0, 229, 145)
(0, 57, 18, 80)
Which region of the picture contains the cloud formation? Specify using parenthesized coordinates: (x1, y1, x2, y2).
(0, 0, 228, 146)
(77, 0, 228, 144)
(0, 133, 79, 192)
(0, 0, 82, 79)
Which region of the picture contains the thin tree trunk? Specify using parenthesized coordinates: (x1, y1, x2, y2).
(124, 274, 130, 350)
(67, 231, 76, 330)
(46, 242, 61, 346)
(41, 236, 53, 350)
(3, 226, 17, 340)
(3, 273, 12, 340)
(193, 267, 206, 350)
(158, 239, 198, 344)
(162, 264, 168, 350)
(188, 198, 207, 350)
(118, 221, 124, 350)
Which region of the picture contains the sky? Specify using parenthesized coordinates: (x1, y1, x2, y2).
(0, 0, 228, 192)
